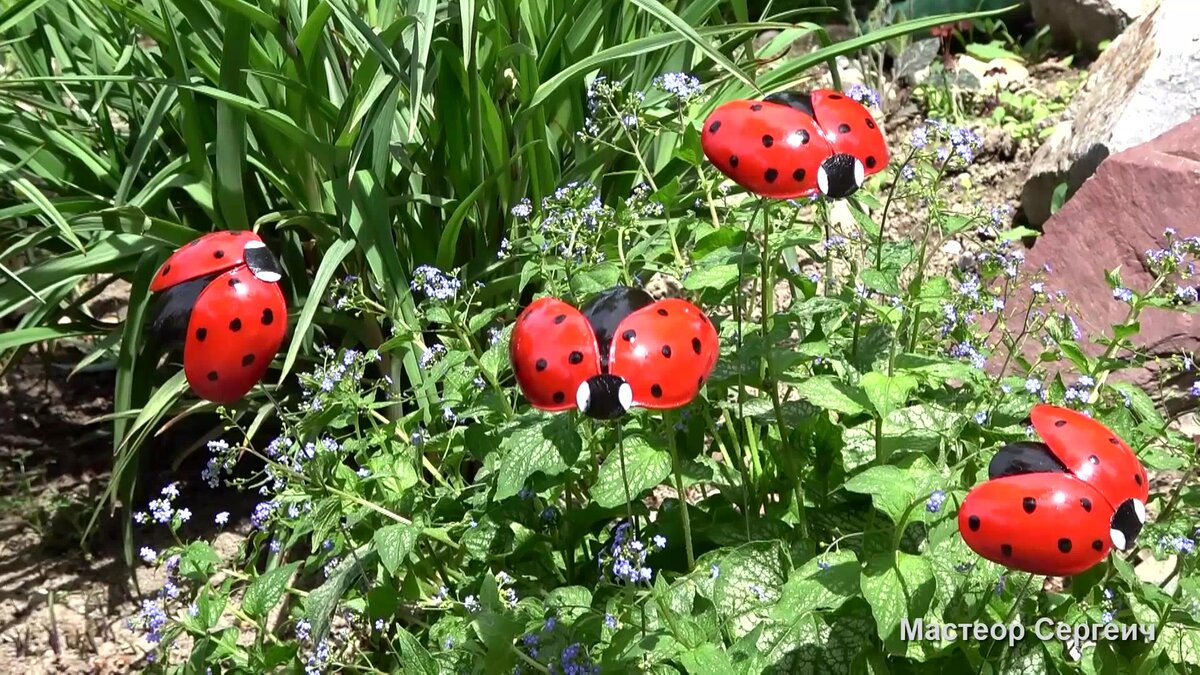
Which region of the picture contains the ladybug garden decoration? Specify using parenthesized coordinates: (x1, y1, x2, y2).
(509, 286, 719, 420)
(958, 404, 1149, 576)
(147, 231, 288, 404)
(700, 88, 889, 200)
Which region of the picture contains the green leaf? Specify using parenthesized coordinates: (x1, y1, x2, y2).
(306, 544, 377, 643)
(707, 540, 791, 640)
(241, 562, 301, 618)
(627, 0, 758, 93)
(374, 519, 422, 576)
(861, 372, 919, 419)
(681, 263, 739, 291)
(678, 643, 736, 674)
(792, 376, 870, 416)
(592, 434, 672, 508)
(773, 549, 860, 618)
(843, 455, 943, 525)
(495, 414, 582, 500)
(860, 551, 936, 650)
(394, 627, 439, 675)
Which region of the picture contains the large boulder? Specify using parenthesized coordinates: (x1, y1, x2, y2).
(995, 114, 1200, 397)
(1030, 0, 1158, 53)
(1020, 0, 1200, 228)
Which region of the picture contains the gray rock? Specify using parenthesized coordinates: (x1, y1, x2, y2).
(995, 114, 1200, 397)
(1020, 0, 1200, 228)
(1030, 0, 1159, 53)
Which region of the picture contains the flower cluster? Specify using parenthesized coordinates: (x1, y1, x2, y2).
(846, 83, 881, 109)
(297, 346, 384, 411)
(580, 76, 644, 137)
(133, 482, 192, 531)
(653, 72, 703, 103)
(596, 521, 666, 584)
(910, 119, 985, 167)
(411, 264, 462, 302)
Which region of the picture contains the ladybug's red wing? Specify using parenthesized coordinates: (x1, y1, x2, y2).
(510, 297, 602, 411)
(608, 298, 719, 409)
(810, 89, 889, 179)
(958, 473, 1113, 576)
(183, 267, 287, 404)
(701, 99, 831, 199)
(150, 230, 263, 292)
(1030, 404, 1149, 506)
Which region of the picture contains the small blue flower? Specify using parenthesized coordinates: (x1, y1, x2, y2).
(1113, 287, 1134, 303)
(604, 613, 618, 629)
(710, 564, 720, 579)
(926, 490, 946, 513)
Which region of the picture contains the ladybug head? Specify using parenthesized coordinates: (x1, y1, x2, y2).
(243, 240, 283, 284)
(817, 153, 865, 199)
(575, 374, 633, 420)
(1109, 498, 1147, 552)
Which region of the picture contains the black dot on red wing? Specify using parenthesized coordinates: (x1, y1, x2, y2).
(729, 155, 739, 168)
(866, 118, 876, 129)
(1135, 473, 1143, 486)
(196, 327, 207, 342)
(657, 308, 668, 316)
(230, 318, 242, 332)
(535, 358, 548, 372)
(261, 308, 274, 325)
(793, 168, 807, 181)
(796, 129, 810, 144)
(968, 515, 980, 531)
(554, 314, 566, 324)
(242, 354, 255, 367)
(708, 120, 721, 134)
(228, 278, 241, 287)
(750, 103, 763, 111)
(552, 391, 565, 404)
(162, 265, 171, 276)
(1000, 543, 1012, 556)
(569, 351, 583, 365)
(650, 384, 663, 398)
(764, 168, 778, 183)
(1058, 538, 1072, 553)
(866, 156, 877, 169)
(661, 345, 672, 358)
(1054, 419, 1066, 427)
(1109, 437, 1119, 444)
(1080, 498, 1092, 512)
(1088, 455, 1099, 465)
(622, 329, 636, 341)
(837, 123, 851, 134)
(828, 94, 843, 100)
(1093, 540, 1104, 551)
(207, 371, 219, 381)
(214, 250, 225, 259)
(691, 337, 702, 354)
(1022, 497, 1036, 514)
(762, 134, 774, 147)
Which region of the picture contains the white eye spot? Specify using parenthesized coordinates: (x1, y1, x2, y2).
(575, 381, 590, 412)
(817, 165, 830, 195)
(254, 270, 282, 283)
(853, 158, 865, 186)
(244, 240, 266, 250)
(618, 382, 633, 410)
(1134, 499, 1146, 524)
(1110, 528, 1127, 551)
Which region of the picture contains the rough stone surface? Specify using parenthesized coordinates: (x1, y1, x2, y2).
(1020, 0, 1200, 228)
(995, 115, 1200, 396)
(1030, 0, 1159, 53)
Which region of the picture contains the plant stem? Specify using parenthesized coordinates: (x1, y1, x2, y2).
(615, 420, 636, 534)
(665, 413, 694, 569)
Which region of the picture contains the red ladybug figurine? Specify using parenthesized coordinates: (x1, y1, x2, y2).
(700, 88, 889, 200)
(147, 230, 288, 404)
(958, 404, 1149, 576)
(509, 286, 719, 420)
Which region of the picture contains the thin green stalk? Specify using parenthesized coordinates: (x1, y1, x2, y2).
(665, 414, 694, 569)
